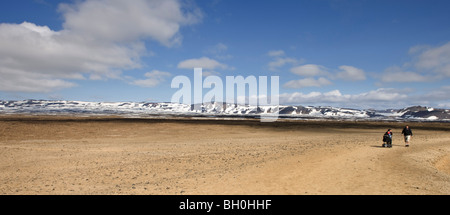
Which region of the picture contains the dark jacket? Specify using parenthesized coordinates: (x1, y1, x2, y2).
(402, 127, 413, 136)
(383, 131, 393, 142)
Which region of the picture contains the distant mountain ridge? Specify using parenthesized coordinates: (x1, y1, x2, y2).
(1, 100, 449, 122)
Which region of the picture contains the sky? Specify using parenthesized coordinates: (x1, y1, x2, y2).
(0, 0, 450, 109)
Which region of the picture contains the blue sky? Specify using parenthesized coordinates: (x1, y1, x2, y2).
(1, 0, 450, 109)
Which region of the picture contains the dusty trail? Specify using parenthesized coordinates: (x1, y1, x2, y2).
(219, 137, 450, 195)
(199, 136, 450, 195)
(0, 116, 449, 195)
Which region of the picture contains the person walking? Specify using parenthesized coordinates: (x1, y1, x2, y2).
(402, 125, 413, 147)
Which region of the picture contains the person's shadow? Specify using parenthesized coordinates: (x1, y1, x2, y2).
(371, 145, 385, 148)
(370, 144, 402, 148)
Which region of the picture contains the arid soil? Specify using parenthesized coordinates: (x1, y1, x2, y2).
(0, 115, 449, 195)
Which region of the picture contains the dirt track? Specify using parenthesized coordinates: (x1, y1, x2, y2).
(0, 115, 449, 195)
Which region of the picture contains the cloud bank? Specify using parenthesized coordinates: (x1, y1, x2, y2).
(0, 0, 202, 93)
(280, 88, 410, 109)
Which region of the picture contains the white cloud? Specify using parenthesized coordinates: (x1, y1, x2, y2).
(267, 50, 285, 57)
(201, 70, 221, 77)
(290, 64, 328, 77)
(177, 57, 228, 70)
(0, 21, 134, 92)
(59, 0, 202, 46)
(336, 65, 366, 81)
(205, 43, 228, 54)
(268, 57, 299, 71)
(0, 67, 77, 93)
(417, 85, 450, 102)
(408, 45, 431, 55)
(204, 43, 233, 60)
(132, 70, 171, 88)
(280, 88, 409, 108)
(284, 77, 332, 89)
(378, 66, 434, 83)
(437, 103, 450, 108)
(354, 88, 408, 102)
(286, 64, 334, 89)
(267, 50, 301, 71)
(411, 41, 450, 77)
(0, 0, 202, 93)
(377, 42, 450, 84)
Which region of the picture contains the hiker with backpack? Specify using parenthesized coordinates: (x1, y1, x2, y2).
(382, 129, 393, 148)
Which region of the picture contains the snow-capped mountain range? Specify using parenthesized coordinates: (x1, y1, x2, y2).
(1, 100, 449, 122)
